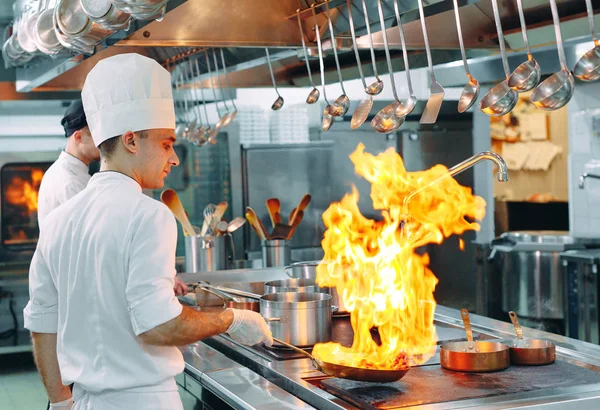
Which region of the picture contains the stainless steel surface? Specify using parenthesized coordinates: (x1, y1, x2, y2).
(185, 235, 230, 273)
(508, 311, 556, 366)
(579, 172, 600, 188)
(262, 292, 333, 347)
(81, 0, 132, 31)
(264, 278, 323, 294)
(573, 0, 600, 82)
(56, 0, 115, 48)
(186, 305, 600, 410)
(261, 239, 291, 268)
(507, 0, 541, 92)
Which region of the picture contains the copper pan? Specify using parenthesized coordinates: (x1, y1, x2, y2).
(440, 309, 510, 372)
(507, 311, 556, 365)
(272, 337, 409, 383)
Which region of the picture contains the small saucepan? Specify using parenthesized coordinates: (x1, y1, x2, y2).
(440, 309, 510, 372)
(264, 278, 324, 294)
(189, 283, 260, 312)
(507, 311, 556, 365)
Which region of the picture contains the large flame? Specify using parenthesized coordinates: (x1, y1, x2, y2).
(312, 144, 486, 370)
(5, 169, 44, 213)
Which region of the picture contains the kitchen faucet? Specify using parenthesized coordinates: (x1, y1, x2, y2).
(578, 173, 600, 188)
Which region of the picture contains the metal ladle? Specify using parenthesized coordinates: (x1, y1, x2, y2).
(530, 0, 574, 110)
(573, 0, 600, 82)
(265, 48, 284, 111)
(220, 48, 238, 124)
(348, 0, 373, 129)
(453, 0, 480, 113)
(371, 0, 404, 134)
(324, 1, 349, 117)
(507, 0, 541, 92)
(360, 0, 384, 95)
(205, 49, 224, 141)
(393, 0, 417, 117)
(188, 58, 208, 146)
(212, 48, 233, 129)
(297, 9, 320, 104)
(312, 5, 334, 131)
(194, 57, 213, 142)
(181, 62, 197, 139)
(479, 0, 518, 117)
(170, 60, 187, 139)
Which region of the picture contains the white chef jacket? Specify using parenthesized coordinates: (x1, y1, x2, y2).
(37, 151, 91, 229)
(24, 171, 185, 396)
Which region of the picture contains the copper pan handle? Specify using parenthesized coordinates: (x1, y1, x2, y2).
(508, 311, 524, 340)
(460, 308, 473, 343)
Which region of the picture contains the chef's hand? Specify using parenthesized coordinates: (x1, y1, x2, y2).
(226, 309, 274, 347)
(173, 277, 188, 296)
(49, 398, 73, 409)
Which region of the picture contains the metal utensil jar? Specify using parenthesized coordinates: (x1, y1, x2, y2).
(261, 292, 333, 347)
(184, 235, 229, 273)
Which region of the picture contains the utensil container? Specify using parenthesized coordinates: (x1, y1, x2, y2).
(261, 239, 290, 268)
(185, 235, 229, 273)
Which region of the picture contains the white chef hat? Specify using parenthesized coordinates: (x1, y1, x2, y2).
(81, 53, 175, 147)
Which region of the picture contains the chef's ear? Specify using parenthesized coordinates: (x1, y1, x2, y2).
(72, 130, 82, 142)
(121, 131, 138, 154)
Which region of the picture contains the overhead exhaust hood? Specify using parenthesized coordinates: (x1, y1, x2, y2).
(7, 0, 600, 95)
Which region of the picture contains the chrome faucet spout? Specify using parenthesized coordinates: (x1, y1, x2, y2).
(579, 173, 600, 188)
(403, 151, 508, 207)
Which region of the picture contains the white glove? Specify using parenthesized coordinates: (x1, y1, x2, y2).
(50, 397, 73, 409)
(226, 309, 274, 347)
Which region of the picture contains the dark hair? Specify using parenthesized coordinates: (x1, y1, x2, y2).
(99, 130, 149, 159)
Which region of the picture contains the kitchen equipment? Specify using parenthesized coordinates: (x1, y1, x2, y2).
(246, 206, 269, 240)
(211, 49, 232, 130)
(188, 58, 208, 146)
(81, 0, 132, 31)
(324, 1, 350, 117)
(489, 231, 585, 321)
(204, 50, 224, 141)
(192, 284, 260, 312)
(508, 311, 556, 365)
(452, 0, 480, 113)
(507, 0, 541, 92)
(573, 0, 600, 81)
(226, 217, 246, 234)
(348, 0, 373, 129)
(393, 0, 417, 117)
(270, 223, 293, 240)
(216, 221, 228, 236)
(286, 210, 304, 240)
(440, 309, 510, 372)
(34, 0, 63, 55)
(289, 194, 311, 226)
(283, 260, 348, 314)
(297, 9, 319, 104)
(579, 172, 600, 188)
(210, 201, 228, 235)
(264, 278, 323, 294)
(265, 48, 284, 111)
(312, 4, 333, 132)
(55, 0, 115, 48)
(479, 0, 518, 116)
(160, 189, 195, 236)
(371, 0, 404, 134)
(262, 239, 291, 268)
(220, 49, 238, 122)
(18, 0, 42, 53)
(531, 0, 574, 110)
(561, 249, 600, 344)
(111, 0, 167, 21)
(417, 0, 444, 124)
(185, 235, 229, 273)
(272, 337, 409, 383)
(266, 198, 281, 228)
(194, 57, 213, 142)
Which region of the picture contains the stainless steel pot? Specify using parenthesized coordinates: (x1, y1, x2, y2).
(489, 231, 584, 320)
(112, 0, 167, 20)
(55, 0, 114, 48)
(284, 260, 348, 314)
(264, 278, 323, 294)
(261, 292, 333, 347)
(81, 0, 132, 31)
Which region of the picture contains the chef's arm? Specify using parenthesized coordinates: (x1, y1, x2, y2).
(31, 332, 72, 403)
(139, 306, 233, 346)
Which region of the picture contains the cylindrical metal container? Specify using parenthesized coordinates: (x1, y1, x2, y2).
(284, 260, 348, 314)
(264, 279, 323, 294)
(55, 0, 115, 48)
(261, 239, 291, 268)
(185, 235, 229, 273)
(490, 231, 584, 320)
(81, 0, 131, 31)
(260, 292, 333, 347)
(112, 0, 167, 20)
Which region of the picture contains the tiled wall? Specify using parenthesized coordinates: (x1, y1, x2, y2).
(568, 82, 600, 237)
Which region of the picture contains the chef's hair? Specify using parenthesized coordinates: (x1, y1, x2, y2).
(99, 130, 149, 159)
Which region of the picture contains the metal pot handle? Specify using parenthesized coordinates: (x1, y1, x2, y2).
(263, 317, 281, 323)
(331, 305, 339, 313)
(283, 265, 293, 278)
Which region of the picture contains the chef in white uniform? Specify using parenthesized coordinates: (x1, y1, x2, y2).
(37, 99, 100, 229)
(24, 53, 273, 410)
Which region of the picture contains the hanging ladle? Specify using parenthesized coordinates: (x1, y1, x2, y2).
(220, 48, 238, 124)
(573, 0, 600, 82)
(371, 0, 404, 134)
(530, 0, 574, 110)
(312, 5, 334, 131)
(188, 58, 208, 146)
(194, 57, 213, 143)
(211, 49, 231, 130)
(507, 0, 541, 92)
(348, 0, 373, 129)
(453, 0, 480, 113)
(479, 0, 518, 116)
(324, 1, 349, 117)
(393, 0, 417, 117)
(265, 48, 284, 110)
(360, 0, 384, 95)
(205, 49, 224, 141)
(297, 9, 320, 104)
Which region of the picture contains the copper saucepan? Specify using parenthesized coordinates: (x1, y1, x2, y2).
(507, 311, 556, 365)
(272, 337, 409, 383)
(440, 309, 510, 372)
(189, 283, 259, 312)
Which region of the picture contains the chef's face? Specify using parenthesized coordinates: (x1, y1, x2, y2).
(76, 126, 100, 163)
(135, 128, 180, 189)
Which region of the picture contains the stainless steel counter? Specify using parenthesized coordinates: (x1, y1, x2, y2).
(177, 268, 600, 409)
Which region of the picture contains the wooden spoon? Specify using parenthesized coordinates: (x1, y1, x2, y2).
(210, 201, 228, 234)
(286, 210, 304, 240)
(246, 206, 269, 240)
(289, 194, 311, 226)
(266, 198, 282, 228)
(160, 189, 196, 236)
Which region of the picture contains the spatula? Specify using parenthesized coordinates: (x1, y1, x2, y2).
(271, 223, 293, 240)
(289, 194, 311, 226)
(265, 198, 282, 228)
(160, 189, 196, 236)
(246, 206, 269, 240)
(286, 210, 304, 240)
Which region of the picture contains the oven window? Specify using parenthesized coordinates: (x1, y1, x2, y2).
(1, 162, 51, 250)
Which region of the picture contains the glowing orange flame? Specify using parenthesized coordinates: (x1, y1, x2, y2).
(312, 144, 486, 370)
(5, 169, 43, 213)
